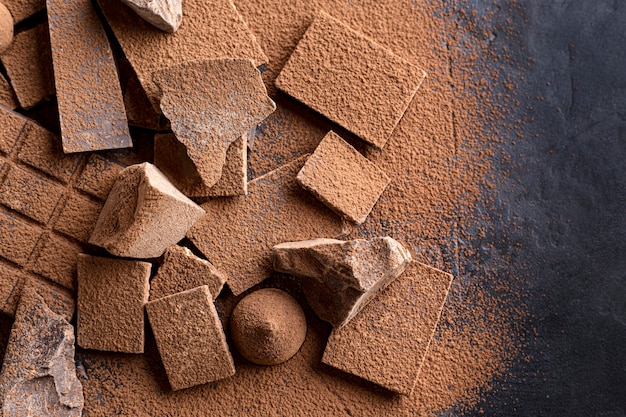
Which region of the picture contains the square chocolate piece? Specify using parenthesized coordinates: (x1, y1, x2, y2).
(297, 131, 390, 224)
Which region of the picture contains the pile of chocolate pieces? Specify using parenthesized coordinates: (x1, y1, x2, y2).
(0, 0, 454, 414)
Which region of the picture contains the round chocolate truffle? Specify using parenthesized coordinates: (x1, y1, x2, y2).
(0, 3, 13, 54)
(230, 288, 307, 365)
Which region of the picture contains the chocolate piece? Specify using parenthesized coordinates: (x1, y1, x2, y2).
(119, 0, 182, 33)
(0, 287, 83, 416)
(0, 263, 20, 315)
(47, 0, 132, 153)
(146, 285, 235, 390)
(150, 245, 226, 301)
(273, 236, 411, 328)
(230, 288, 307, 366)
(297, 131, 390, 224)
(0, 2, 12, 53)
(0, 23, 54, 109)
(276, 11, 426, 149)
(322, 261, 453, 396)
(0, 106, 25, 154)
(89, 163, 205, 258)
(153, 58, 274, 187)
(0, 209, 43, 266)
(97, 0, 268, 110)
(77, 254, 150, 353)
(154, 132, 248, 198)
(2, 0, 44, 23)
(187, 156, 345, 296)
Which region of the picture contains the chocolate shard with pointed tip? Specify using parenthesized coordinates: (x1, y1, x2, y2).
(0, 287, 84, 415)
(153, 58, 274, 188)
(150, 245, 227, 301)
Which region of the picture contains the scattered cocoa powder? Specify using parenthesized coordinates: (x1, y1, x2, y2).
(0, 0, 528, 415)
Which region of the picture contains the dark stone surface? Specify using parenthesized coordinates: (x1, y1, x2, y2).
(461, 0, 626, 415)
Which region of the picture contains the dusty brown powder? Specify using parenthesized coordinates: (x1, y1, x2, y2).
(0, 0, 527, 415)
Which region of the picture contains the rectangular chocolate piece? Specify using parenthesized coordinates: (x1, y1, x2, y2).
(17, 123, 83, 183)
(146, 285, 235, 390)
(0, 263, 21, 315)
(28, 233, 82, 290)
(276, 11, 426, 149)
(322, 261, 453, 396)
(47, 0, 132, 153)
(53, 194, 102, 242)
(77, 254, 151, 353)
(0, 209, 42, 266)
(187, 156, 345, 295)
(75, 154, 125, 200)
(0, 106, 25, 155)
(97, 0, 268, 111)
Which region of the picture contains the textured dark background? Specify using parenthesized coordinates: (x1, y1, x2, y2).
(462, 0, 626, 415)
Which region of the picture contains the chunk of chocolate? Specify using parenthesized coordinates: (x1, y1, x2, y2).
(276, 11, 426, 149)
(150, 245, 226, 301)
(0, 287, 83, 415)
(0, 23, 54, 109)
(153, 58, 274, 188)
(47, 0, 132, 153)
(273, 237, 411, 328)
(89, 163, 205, 258)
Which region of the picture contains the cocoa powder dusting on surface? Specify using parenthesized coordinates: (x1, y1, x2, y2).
(0, 0, 530, 415)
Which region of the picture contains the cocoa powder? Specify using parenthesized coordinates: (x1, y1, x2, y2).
(0, 0, 526, 415)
